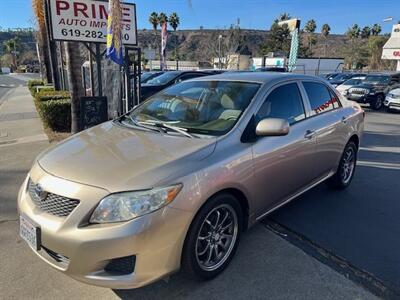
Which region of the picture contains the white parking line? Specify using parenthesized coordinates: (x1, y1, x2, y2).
(357, 160, 400, 170)
(360, 146, 400, 154)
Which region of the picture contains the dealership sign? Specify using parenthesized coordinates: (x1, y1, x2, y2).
(382, 24, 400, 60)
(48, 0, 137, 45)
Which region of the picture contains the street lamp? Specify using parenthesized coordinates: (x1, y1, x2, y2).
(218, 35, 223, 69)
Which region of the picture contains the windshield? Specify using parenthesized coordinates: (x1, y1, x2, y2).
(128, 81, 260, 136)
(364, 75, 390, 84)
(343, 78, 363, 85)
(145, 71, 181, 85)
(141, 72, 159, 83)
(332, 74, 352, 81)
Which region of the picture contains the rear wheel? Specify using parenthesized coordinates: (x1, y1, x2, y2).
(370, 94, 384, 110)
(326, 141, 357, 189)
(182, 193, 242, 280)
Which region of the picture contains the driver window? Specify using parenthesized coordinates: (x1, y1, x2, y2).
(256, 83, 306, 125)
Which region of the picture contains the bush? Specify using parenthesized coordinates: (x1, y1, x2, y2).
(36, 98, 71, 132)
(35, 90, 70, 102)
(33, 89, 71, 132)
(28, 79, 44, 95)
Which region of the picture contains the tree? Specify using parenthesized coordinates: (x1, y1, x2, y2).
(169, 12, 180, 63)
(149, 12, 159, 52)
(321, 23, 331, 57)
(158, 13, 168, 25)
(64, 42, 84, 133)
(3, 38, 20, 69)
(304, 19, 317, 56)
(361, 26, 371, 39)
(276, 13, 291, 23)
(346, 24, 361, 40)
(32, 0, 52, 82)
(261, 21, 291, 57)
(371, 24, 382, 36)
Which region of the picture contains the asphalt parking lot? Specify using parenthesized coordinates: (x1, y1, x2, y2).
(268, 107, 400, 297)
(0, 77, 396, 299)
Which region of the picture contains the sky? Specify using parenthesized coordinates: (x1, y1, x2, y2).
(0, 0, 398, 34)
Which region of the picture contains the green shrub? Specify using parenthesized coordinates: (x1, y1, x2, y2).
(32, 89, 72, 132)
(28, 79, 44, 95)
(35, 90, 70, 102)
(36, 98, 71, 131)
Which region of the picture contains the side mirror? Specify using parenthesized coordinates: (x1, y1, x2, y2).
(255, 118, 290, 137)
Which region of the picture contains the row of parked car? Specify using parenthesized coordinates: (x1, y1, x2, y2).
(322, 72, 400, 112)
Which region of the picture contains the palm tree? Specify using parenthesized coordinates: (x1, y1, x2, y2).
(304, 19, 317, 55)
(321, 23, 331, 57)
(64, 42, 84, 133)
(361, 26, 371, 39)
(277, 13, 291, 22)
(169, 12, 180, 65)
(158, 12, 168, 25)
(32, 0, 52, 83)
(371, 24, 382, 36)
(149, 12, 159, 51)
(346, 24, 361, 40)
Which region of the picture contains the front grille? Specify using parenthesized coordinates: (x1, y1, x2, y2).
(42, 246, 70, 266)
(28, 179, 80, 217)
(349, 88, 369, 95)
(104, 255, 136, 275)
(390, 102, 400, 107)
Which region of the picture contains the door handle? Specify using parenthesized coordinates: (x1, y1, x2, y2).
(304, 130, 316, 139)
(341, 116, 350, 123)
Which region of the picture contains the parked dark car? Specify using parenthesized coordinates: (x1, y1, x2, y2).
(256, 67, 287, 72)
(328, 73, 365, 87)
(347, 73, 400, 110)
(141, 71, 164, 84)
(141, 71, 213, 100)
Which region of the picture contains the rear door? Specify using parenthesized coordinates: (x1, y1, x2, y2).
(300, 81, 346, 178)
(251, 82, 317, 214)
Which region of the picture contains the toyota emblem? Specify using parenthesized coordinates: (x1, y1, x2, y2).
(34, 184, 48, 201)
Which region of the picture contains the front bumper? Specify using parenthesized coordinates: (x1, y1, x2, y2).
(347, 94, 373, 104)
(384, 96, 400, 111)
(17, 163, 194, 289)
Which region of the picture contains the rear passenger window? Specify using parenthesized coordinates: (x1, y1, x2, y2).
(303, 82, 340, 115)
(256, 83, 305, 125)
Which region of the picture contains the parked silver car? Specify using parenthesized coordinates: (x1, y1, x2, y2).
(18, 73, 364, 289)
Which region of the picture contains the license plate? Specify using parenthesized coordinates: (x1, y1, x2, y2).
(20, 215, 41, 251)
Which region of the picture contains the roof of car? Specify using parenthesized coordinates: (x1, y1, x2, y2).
(194, 71, 323, 84)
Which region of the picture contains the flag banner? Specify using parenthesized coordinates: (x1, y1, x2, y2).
(288, 28, 299, 72)
(161, 22, 168, 70)
(106, 0, 124, 65)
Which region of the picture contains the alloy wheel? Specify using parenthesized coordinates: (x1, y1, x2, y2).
(195, 204, 238, 272)
(341, 146, 356, 184)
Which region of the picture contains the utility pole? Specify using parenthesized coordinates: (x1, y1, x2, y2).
(218, 35, 222, 69)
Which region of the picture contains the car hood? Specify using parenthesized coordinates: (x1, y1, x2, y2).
(37, 121, 216, 192)
(336, 84, 351, 91)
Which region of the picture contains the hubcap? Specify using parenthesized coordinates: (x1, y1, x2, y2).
(341, 147, 355, 184)
(195, 204, 238, 271)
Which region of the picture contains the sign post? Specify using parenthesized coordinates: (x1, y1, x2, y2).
(46, 0, 140, 125)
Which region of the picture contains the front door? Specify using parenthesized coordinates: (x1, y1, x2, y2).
(251, 82, 317, 216)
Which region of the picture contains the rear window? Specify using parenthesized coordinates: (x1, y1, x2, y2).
(303, 82, 340, 115)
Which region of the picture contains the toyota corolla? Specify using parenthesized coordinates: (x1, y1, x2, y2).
(18, 73, 364, 289)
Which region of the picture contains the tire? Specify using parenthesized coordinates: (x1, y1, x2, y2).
(370, 94, 384, 110)
(182, 193, 243, 280)
(326, 141, 358, 189)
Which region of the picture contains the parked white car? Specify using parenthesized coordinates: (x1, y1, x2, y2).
(384, 88, 400, 111)
(336, 77, 366, 97)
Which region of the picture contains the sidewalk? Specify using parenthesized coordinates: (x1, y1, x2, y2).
(0, 85, 49, 221)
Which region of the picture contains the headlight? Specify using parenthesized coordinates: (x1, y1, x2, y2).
(90, 184, 182, 223)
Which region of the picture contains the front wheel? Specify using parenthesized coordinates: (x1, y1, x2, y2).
(182, 193, 242, 280)
(370, 94, 384, 110)
(326, 141, 358, 189)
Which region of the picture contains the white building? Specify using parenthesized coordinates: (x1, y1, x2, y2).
(382, 24, 400, 71)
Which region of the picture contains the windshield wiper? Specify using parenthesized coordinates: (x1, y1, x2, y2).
(122, 115, 163, 133)
(139, 121, 195, 138)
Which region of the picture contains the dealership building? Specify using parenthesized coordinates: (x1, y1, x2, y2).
(382, 24, 400, 71)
